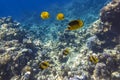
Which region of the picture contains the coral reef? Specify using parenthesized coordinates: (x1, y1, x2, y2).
(82, 0, 120, 54)
(0, 16, 26, 42)
(0, 17, 37, 80)
(100, 0, 120, 34)
(0, 0, 120, 80)
(92, 53, 120, 80)
(93, 62, 111, 80)
(100, 0, 120, 45)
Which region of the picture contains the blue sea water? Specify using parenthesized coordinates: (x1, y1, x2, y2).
(0, 0, 110, 42)
(0, 0, 70, 18)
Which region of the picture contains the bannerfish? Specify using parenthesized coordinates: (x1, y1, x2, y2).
(66, 20, 84, 30)
(62, 48, 70, 56)
(39, 61, 50, 70)
(89, 55, 99, 64)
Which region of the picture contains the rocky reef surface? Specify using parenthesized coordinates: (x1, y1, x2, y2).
(100, 0, 120, 35)
(0, 0, 120, 80)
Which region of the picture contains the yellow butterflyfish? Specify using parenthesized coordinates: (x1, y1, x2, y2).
(56, 13, 64, 20)
(40, 11, 50, 19)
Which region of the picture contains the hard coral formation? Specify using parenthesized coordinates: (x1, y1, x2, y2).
(0, 53, 11, 65)
(0, 16, 26, 42)
(0, 17, 38, 80)
(86, 6, 120, 51)
(86, 35, 103, 53)
(91, 52, 120, 80)
(93, 62, 111, 80)
(87, 0, 120, 52)
(100, 0, 120, 34)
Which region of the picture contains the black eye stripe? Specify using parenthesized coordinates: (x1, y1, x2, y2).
(68, 20, 79, 26)
(63, 52, 68, 55)
(41, 62, 48, 66)
(91, 56, 96, 62)
(68, 27, 71, 29)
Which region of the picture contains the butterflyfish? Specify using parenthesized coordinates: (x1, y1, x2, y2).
(66, 20, 84, 30)
(62, 48, 70, 56)
(40, 11, 50, 19)
(39, 61, 50, 70)
(56, 13, 64, 20)
(89, 55, 99, 64)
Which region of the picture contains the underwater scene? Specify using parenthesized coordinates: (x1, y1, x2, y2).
(0, 0, 120, 80)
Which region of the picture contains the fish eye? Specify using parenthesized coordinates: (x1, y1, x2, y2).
(68, 27, 71, 30)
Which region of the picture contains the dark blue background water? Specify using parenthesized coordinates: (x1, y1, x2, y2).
(0, 0, 69, 19)
(0, 0, 110, 19)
